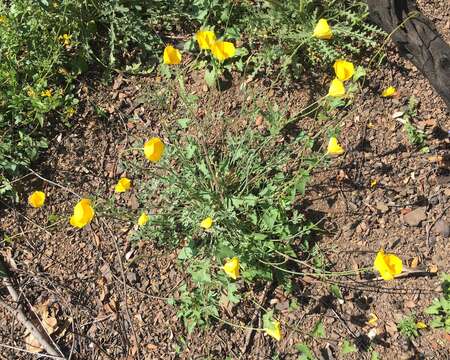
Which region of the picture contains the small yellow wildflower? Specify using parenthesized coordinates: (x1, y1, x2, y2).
(223, 257, 240, 280)
(416, 321, 427, 329)
(138, 212, 149, 226)
(0, 15, 6, 24)
(28, 191, 46, 208)
(144, 137, 165, 162)
(58, 33, 72, 47)
(382, 86, 397, 97)
(200, 216, 213, 230)
(66, 107, 76, 118)
(163, 45, 182, 65)
(370, 179, 377, 188)
(264, 320, 282, 341)
(333, 60, 355, 82)
(196, 30, 216, 50)
(313, 19, 332, 40)
(327, 137, 344, 155)
(328, 78, 346, 97)
(210, 41, 236, 62)
(70, 198, 94, 229)
(114, 177, 132, 193)
(367, 313, 378, 326)
(41, 89, 52, 97)
(27, 88, 36, 97)
(373, 249, 403, 280)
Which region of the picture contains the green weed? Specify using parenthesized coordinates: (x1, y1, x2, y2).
(425, 273, 450, 332)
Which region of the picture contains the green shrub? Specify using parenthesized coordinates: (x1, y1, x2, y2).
(120, 76, 324, 331)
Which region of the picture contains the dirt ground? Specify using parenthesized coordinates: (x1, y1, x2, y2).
(1, 1, 449, 359)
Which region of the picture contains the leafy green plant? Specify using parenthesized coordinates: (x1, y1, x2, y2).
(397, 314, 419, 339)
(296, 343, 316, 360)
(425, 273, 450, 332)
(123, 75, 323, 331)
(400, 96, 426, 146)
(341, 339, 357, 355)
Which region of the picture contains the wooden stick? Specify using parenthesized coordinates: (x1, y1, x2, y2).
(0, 260, 64, 359)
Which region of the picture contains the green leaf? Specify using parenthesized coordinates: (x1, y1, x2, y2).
(178, 246, 194, 260)
(295, 343, 316, 360)
(227, 283, 241, 304)
(341, 340, 357, 355)
(352, 66, 366, 82)
(330, 284, 343, 300)
(177, 118, 191, 129)
(204, 68, 217, 88)
(370, 351, 380, 360)
(311, 320, 326, 338)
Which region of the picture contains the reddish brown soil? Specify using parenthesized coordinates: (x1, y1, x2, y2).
(1, 1, 449, 359)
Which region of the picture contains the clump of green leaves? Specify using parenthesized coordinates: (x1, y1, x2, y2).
(397, 314, 420, 339)
(125, 77, 322, 332)
(400, 96, 426, 146)
(425, 273, 450, 332)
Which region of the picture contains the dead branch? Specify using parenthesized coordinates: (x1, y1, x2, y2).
(0, 260, 65, 359)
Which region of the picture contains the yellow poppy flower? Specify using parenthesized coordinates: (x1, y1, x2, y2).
(327, 137, 344, 155)
(264, 320, 282, 341)
(333, 60, 355, 81)
(163, 45, 182, 65)
(367, 313, 378, 326)
(223, 257, 240, 280)
(138, 212, 149, 226)
(416, 321, 427, 329)
(313, 19, 333, 40)
(196, 30, 216, 50)
(70, 198, 94, 229)
(200, 216, 213, 229)
(58, 33, 72, 46)
(210, 41, 236, 62)
(328, 78, 346, 97)
(114, 177, 132, 193)
(144, 137, 165, 162)
(382, 86, 397, 97)
(373, 249, 403, 280)
(41, 89, 52, 97)
(28, 191, 46, 208)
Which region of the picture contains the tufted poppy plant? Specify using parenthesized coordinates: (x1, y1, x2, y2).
(196, 30, 216, 50)
(70, 198, 94, 229)
(163, 45, 182, 65)
(328, 78, 346, 97)
(382, 86, 397, 97)
(210, 41, 236, 62)
(264, 320, 282, 341)
(28, 191, 46, 208)
(313, 19, 333, 40)
(223, 257, 240, 280)
(327, 137, 344, 155)
(138, 212, 149, 226)
(144, 137, 165, 162)
(114, 177, 131, 193)
(333, 60, 355, 81)
(373, 249, 403, 280)
(200, 216, 213, 229)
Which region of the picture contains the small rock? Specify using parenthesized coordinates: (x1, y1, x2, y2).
(403, 207, 427, 226)
(433, 219, 450, 238)
(126, 272, 137, 284)
(376, 201, 389, 213)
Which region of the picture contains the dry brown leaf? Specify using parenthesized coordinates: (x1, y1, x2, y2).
(24, 333, 43, 353)
(410, 257, 419, 269)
